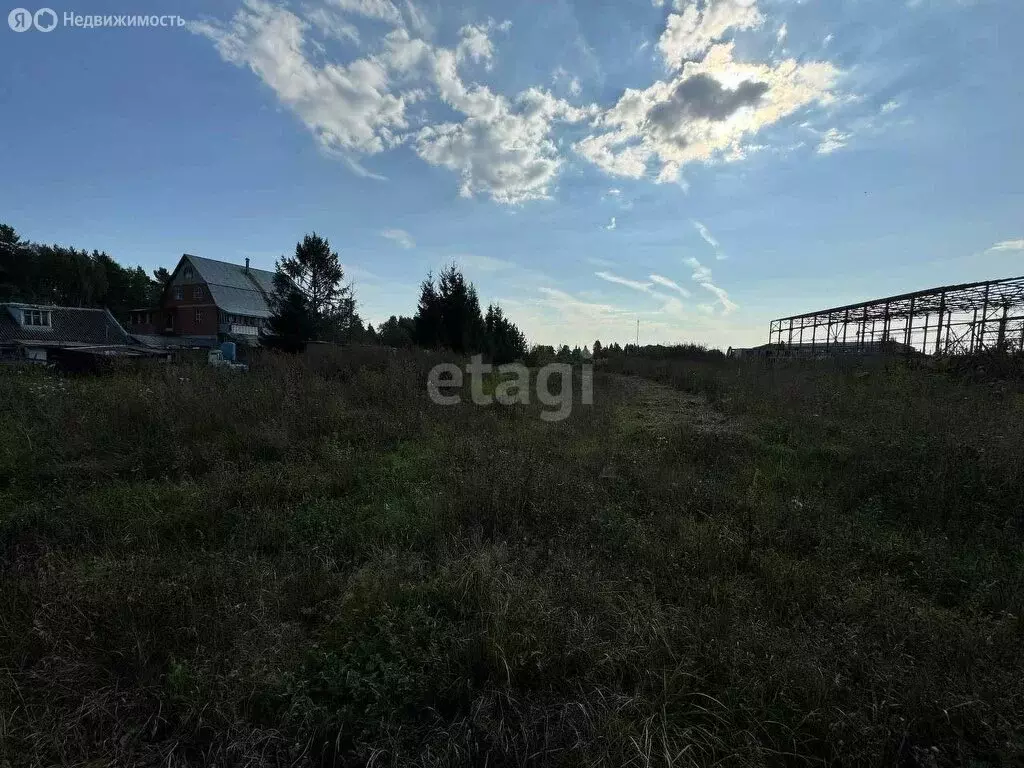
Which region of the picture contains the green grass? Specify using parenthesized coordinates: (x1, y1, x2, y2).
(1, 349, 1022, 766)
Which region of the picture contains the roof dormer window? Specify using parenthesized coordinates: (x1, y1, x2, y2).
(23, 309, 51, 327)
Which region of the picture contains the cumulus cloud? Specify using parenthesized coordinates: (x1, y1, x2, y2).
(379, 28, 592, 202)
(413, 84, 593, 204)
(575, 42, 840, 182)
(196, 4, 583, 205)
(380, 228, 415, 248)
(457, 24, 495, 65)
(657, 0, 764, 70)
(197, 0, 848, 206)
(605, 216, 617, 230)
(192, 0, 409, 158)
(456, 19, 510, 67)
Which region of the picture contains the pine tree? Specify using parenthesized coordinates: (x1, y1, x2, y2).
(273, 233, 353, 340)
(266, 285, 316, 352)
(414, 273, 442, 348)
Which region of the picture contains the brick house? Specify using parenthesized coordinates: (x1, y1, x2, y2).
(129, 254, 278, 348)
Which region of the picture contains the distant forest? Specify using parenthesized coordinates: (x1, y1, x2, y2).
(0, 223, 168, 322)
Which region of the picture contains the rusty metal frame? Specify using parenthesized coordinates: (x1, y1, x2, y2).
(769, 275, 1024, 355)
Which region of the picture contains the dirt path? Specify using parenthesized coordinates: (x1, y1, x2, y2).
(604, 373, 734, 437)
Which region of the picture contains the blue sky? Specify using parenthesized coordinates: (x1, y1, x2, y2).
(2, 0, 1022, 348)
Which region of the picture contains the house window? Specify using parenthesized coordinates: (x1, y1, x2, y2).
(193, 286, 203, 299)
(173, 286, 183, 300)
(184, 266, 194, 280)
(195, 309, 203, 324)
(23, 309, 51, 327)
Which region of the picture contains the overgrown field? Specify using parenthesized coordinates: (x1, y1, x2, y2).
(1, 349, 1022, 767)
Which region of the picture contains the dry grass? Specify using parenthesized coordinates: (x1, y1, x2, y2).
(1, 349, 1022, 766)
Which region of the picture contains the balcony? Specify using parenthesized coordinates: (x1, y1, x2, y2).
(219, 323, 261, 337)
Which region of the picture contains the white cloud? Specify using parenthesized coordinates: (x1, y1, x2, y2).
(576, 42, 840, 182)
(457, 22, 499, 66)
(684, 256, 736, 313)
(328, 0, 403, 25)
(823, 33, 834, 47)
(196, 5, 582, 205)
(380, 228, 415, 248)
(693, 220, 719, 249)
(382, 27, 591, 203)
(402, 0, 432, 36)
(595, 271, 653, 293)
(650, 273, 692, 298)
(989, 239, 1024, 252)
(192, 1, 409, 158)
(816, 127, 850, 154)
(534, 287, 637, 333)
(685, 255, 712, 281)
(605, 216, 617, 230)
(304, 7, 360, 44)
(552, 67, 583, 97)
(776, 22, 787, 44)
(414, 85, 591, 204)
(657, 0, 764, 70)
(455, 253, 516, 272)
(881, 99, 901, 113)
(198, 0, 848, 207)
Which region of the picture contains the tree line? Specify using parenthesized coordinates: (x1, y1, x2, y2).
(0, 224, 168, 320)
(267, 236, 528, 363)
(267, 236, 722, 365)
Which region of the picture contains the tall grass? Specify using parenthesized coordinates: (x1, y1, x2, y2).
(1, 350, 1021, 766)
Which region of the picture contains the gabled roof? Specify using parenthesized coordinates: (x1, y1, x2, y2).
(180, 254, 278, 318)
(0, 304, 133, 347)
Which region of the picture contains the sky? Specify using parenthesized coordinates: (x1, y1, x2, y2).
(1, 0, 1022, 349)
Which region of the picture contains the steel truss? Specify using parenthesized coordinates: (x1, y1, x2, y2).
(769, 276, 1024, 356)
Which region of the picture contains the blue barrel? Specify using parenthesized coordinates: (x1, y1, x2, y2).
(220, 341, 237, 362)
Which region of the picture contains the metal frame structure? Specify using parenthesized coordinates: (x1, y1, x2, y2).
(769, 276, 1024, 356)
